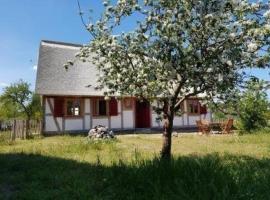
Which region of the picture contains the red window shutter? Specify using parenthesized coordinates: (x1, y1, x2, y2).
(200, 104, 207, 114)
(109, 98, 118, 116)
(92, 98, 97, 116)
(54, 97, 64, 117)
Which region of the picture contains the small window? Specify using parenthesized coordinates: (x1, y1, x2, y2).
(66, 98, 82, 117)
(98, 100, 107, 116)
(188, 100, 200, 115)
(93, 99, 108, 116)
(123, 98, 133, 110)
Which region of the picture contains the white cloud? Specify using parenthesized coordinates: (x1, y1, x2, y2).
(33, 65, 37, 71)
(0, 82, 8, 87)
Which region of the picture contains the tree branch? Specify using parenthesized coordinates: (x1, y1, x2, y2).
(76, 0, 96, 38)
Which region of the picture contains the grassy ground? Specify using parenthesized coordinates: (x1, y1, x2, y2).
(0, 132, 270, 199)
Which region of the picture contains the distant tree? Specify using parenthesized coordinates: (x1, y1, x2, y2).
(0, 80, 42, 138)
(210, 79, 269, 132)
(0, 102, 18, 120)
(238, 80, 269, 131)
(76, 0, 270, 157)
(30, 94, 43, 120)
(209, 87, 241, 119)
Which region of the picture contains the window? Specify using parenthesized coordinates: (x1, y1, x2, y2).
(188, 100, 200, 115)
(65, 98, 82, 117)
(98, 100, 107, 115)
(123, 98, 133, 110)
(92, 98, 118, 116)
(93, 99, 107, 116)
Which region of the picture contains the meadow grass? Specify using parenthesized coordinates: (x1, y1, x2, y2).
(0, 132, 270, 199)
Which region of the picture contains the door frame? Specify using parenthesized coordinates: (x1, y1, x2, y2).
(135, 100, 151, 128)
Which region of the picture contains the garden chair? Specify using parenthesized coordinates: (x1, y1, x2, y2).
(196, 120, 211, 135)
(201, 119, 210, 126)
(220, 118, 234, 134)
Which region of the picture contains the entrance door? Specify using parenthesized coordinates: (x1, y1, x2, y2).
(135, 100, 151, 128)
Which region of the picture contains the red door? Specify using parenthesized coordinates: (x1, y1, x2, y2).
(136, 100, 151, 128)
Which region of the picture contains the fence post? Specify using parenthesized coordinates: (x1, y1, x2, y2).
(22, 120, 25, 139)
(11, 119, 16, 141)
(18, 120, 21, 139)
(40, 120, 43, 135)
(10, 122, 12, 141)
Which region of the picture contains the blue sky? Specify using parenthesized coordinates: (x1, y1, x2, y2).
(0, 0, 269, 96)
(0, 0, 101, 91)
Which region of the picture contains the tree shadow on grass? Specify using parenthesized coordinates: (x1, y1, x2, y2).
(0, 153, 269, 200)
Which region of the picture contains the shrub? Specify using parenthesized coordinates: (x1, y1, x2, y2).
(238, 81, 269, 132)
(0, 131, 11, 145)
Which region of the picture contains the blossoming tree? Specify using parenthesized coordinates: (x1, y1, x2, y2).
(76, 0, 270, 158)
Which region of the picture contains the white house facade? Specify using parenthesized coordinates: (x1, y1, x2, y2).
(35, 40, 212, 134)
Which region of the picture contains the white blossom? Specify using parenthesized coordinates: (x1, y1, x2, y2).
(232, 0, 241, 5)
(263, 10, 270, 18)
(226, 60, 233, 67)
(247, 42, 258, 52)
(103, 1, 108, 7)
(104, 96, 111, 101)
(251, 3, 259, 10)
(87, 23, 94, 31)
(204, 14, 213, 19)
(78, 0, 270, 137)
(229, 33, 236, 38)
(264, 24, 270, 31)
(206, 68, 213, 73)
(117, 74, 122, 79)
(218, 74, 223, 82)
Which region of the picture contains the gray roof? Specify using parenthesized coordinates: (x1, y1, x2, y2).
(35, 40, 104, 96)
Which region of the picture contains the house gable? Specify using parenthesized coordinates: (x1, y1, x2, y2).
(35, 40, 102, 96)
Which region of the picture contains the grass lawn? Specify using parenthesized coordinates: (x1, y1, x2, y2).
(0, 132, 270, 199)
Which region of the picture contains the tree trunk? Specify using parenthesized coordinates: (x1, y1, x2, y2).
(161, 114, 174, 159)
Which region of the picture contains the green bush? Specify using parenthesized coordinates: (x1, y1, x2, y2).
(238, 81, 269, 132)
(0, 131, 11, 145)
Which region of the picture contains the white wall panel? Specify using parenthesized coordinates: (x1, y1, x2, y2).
(65, 119, 83, 131)
(84, 99, 90, 113)
(84, 115, 91, 130)
(92, 118, 109, 128)
(118, 100, 122, 112)
(123, 110, 134, 128)
(45, 116, 62, 132)
(173, 116, 183, 126)
(151, 113, 161, 127)
(110, 115, 122, 129)
(183, 113, 188, 125)
(200, 112, 212, 121)
(45, 98, 54, 114)
(189, 116, 200, 125)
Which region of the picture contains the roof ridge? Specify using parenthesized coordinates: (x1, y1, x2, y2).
(41, 40, 83, 48)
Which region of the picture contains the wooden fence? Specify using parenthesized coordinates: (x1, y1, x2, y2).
(9, 119, 42, 141)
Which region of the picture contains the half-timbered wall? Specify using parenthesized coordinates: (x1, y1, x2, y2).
(43, 96, 212, 133)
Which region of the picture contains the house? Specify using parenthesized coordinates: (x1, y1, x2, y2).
(35, 40, 212, 134)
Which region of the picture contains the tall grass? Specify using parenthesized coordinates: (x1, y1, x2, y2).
(0, 131, 11, 145)
(0, 133, 270, 199)
(0, 153, 270, 199)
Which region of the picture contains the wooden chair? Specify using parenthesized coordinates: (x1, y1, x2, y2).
(220, 119, 234, 134)
(201, 119, 210, 126)
(196, 120, 211, 135)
